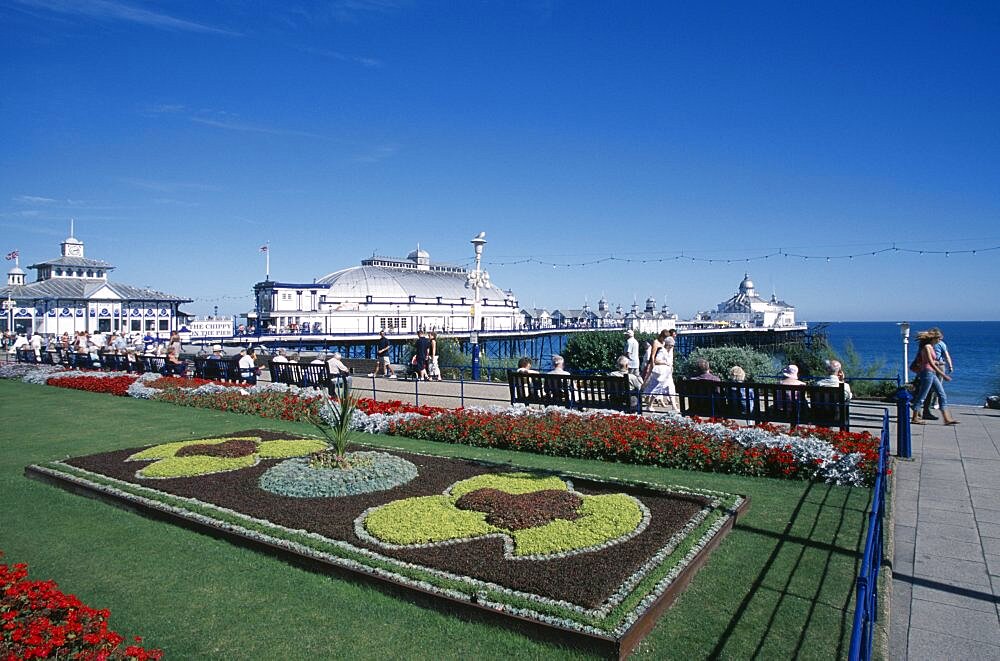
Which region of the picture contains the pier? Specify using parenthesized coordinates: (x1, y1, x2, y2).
(207, 324, 810, 367)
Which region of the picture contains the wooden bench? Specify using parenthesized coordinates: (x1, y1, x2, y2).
(98, 353, 130, 372)
(507, 371, 641, 413)
(15, 347, 38, 363)
(140, 356, 168, 374)
(192, 356, 244, 382)
(675, 378, 850, 430)
(268, 361, 349, 395)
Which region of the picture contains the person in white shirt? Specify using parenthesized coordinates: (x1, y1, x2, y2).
(238, 347, 258, 384)
(326, 351, 352, 397)
(29, 332, 42, 360)
(624, 330, 640, 376)
(814, 359, 853, 400)
(271, 348, 289, 363)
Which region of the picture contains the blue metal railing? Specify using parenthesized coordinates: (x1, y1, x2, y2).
(848, 409, 891, 661)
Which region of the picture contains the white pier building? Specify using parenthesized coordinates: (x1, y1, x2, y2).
(697, 274, 796, 328)
(1, 231, 191, 337)
(251, 246, 520, 334)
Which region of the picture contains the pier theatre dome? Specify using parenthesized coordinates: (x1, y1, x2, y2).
(252, 246, 520, 335)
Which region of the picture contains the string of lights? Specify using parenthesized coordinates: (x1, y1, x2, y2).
(190, 293, 252, 303)
(485, 243, 1000, 268)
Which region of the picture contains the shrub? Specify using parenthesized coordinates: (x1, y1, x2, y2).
(562, 331, 633, 372)
(832, 339, 897, 399)
(679, 346, 774, 380)
(779, 335, 835, 380)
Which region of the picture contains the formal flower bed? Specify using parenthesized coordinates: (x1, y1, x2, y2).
(143, 376, 248, 391)
(388, 409, 879, 486)
(0, 553, 162, 660)
(356, 398, 446, 417)
(32, 430, 745, 652)
(0, 363, 879, 485)
(47, 374, 139, 397)
(152, 388, 324, 421)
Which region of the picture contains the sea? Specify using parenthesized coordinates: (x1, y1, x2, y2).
(817, 321, 1000, 406)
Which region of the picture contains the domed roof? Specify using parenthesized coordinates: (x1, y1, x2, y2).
(316, 265, 506, 300)
(739, 273, 755, 292)
(406, 247, 430, 261)
(8, 265, 25, 275)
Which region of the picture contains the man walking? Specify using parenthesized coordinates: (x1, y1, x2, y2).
(372, 331, 395, 378)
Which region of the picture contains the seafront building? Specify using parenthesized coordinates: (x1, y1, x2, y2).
(1, 231, 191, 338)
(695, 274, 796, 328)
(250, 246, 521, 335)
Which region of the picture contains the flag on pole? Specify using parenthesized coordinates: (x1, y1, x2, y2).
(259, 244, 269, 253)
(5, 250, 18, 261)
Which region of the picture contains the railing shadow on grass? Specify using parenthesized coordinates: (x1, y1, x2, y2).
(708, 475, 871, 659)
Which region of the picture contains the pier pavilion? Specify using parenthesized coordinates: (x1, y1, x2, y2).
(1, 231, 191, 338)
(250, 245, 521, 335)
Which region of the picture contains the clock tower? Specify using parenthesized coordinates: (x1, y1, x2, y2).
(61, 220, 84, 257)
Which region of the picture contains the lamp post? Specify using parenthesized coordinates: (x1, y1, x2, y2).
(467, 232, 489, 380)
(898, 321, 910, 382)
(3, 296, 14, 335)
(897, 321, 913, 458)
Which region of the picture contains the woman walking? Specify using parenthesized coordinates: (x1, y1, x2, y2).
(641, 329, 676, 409)
(911, 329, 958, 425)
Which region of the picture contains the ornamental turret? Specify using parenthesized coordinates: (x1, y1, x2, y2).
(7, 263, 25, 286)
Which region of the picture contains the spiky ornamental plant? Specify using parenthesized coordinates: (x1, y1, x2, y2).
(311, 383, 359, 469)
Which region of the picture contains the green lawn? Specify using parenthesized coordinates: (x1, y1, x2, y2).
(0, 380, 872, 659)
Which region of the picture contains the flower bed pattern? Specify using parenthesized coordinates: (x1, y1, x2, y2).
(0, 553, 162, 660)
(31, 430, 747, 655)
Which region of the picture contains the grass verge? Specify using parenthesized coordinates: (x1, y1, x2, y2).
(0, 380, 872, 659)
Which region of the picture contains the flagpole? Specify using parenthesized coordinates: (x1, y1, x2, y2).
(265, 242, 270, 280)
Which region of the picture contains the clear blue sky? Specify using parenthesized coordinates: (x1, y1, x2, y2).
(2, 1, 998, 321)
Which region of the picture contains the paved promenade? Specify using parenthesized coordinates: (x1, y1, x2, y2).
(890, 405, 1000, 659)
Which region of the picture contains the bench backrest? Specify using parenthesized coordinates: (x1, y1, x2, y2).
(267, 361, 331, 388)
(268, 361, 303, 386)
(301, 363, 331, 388)
(676, 378, 849, 430)
(507, 371, 640, 413)
(192, 356, 244, 381)
(141, 356, 167, 373)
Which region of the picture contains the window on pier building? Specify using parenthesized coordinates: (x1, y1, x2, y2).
(379, 317, 408, 331)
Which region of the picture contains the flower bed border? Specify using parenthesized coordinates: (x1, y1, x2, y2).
(25, 456, 748, 659)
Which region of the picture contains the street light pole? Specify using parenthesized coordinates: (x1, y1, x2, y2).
(467, 232, 489, 380)
(898, 321, 910, 383)
(3, 296, 13, 335)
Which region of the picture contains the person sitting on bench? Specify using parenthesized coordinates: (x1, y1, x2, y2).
(161, 348, 187, 377)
